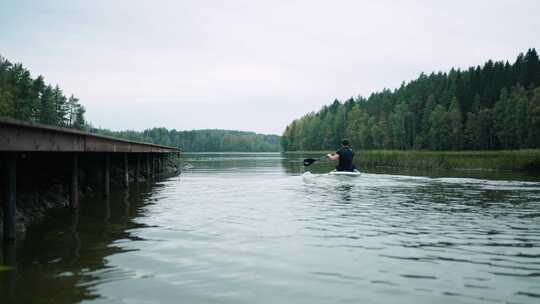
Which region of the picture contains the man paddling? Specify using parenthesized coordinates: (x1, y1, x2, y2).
(327, 140, 356, 172)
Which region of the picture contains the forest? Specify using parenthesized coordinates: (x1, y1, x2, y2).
(0, 56, 86, 129)
(281, 49, 540, 151)
(94, 127, 281, 152)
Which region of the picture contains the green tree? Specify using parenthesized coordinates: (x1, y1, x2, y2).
(448, 97, 464, 149)
(429, 105, 451, 150)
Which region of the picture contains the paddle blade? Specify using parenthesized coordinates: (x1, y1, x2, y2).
(303, 158, 318, 166)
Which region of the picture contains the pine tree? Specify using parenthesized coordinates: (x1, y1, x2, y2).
(39, 85, 55, 124)
(523, 48, 540, 88)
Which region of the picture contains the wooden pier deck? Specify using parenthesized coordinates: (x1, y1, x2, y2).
(1, 117, 181, 242)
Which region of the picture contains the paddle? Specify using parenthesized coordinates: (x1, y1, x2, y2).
(303, 156, 327, 166)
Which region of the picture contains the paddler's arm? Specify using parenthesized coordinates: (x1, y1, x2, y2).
(327, 153, 339, 161)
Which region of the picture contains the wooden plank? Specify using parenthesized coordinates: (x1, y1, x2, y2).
(0, 125, 85, 151)
(0, 117, 180, 153)
(85, 137, 133, 152)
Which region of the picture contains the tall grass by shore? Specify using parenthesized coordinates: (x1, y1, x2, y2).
(360, 150, 540, 171)
(288, 150, 540, 171)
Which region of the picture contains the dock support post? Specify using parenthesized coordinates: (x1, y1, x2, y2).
(145, 153, 150, 180)
(70, 153, 79, 209)
(153, 154, 157, 175)
(155, 154, 159, 175)
(3, 153, 16, 242)
(135, 154, 141, 182)
(104, 154, 110, 197)
(151, 154, 155, 177)
(161, 154, 165, 173)
(155, 154, 159, 174)
(123, 153, 129, 189)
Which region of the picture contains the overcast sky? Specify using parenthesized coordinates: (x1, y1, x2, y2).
(1, 0, 539, 134)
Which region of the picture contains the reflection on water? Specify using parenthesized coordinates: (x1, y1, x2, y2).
(1, 153, 540, 304)
(0, 183, 157, 303)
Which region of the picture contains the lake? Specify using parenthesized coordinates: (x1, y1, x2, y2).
(2, 152, 540, 303)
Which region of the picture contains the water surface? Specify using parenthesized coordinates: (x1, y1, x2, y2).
(2, 152, 540, 303)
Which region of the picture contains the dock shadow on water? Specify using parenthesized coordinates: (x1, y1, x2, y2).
(0, 181, 162, 303)
(2, 152, 540, 304)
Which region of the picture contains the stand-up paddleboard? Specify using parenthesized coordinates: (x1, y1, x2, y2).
(327, 169, 361, 176)
(303, 156, 360, 177)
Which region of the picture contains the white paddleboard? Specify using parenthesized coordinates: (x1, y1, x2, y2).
(327, 170, 361, 176)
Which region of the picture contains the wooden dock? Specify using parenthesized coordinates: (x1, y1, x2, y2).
(0, 117, 181, 242)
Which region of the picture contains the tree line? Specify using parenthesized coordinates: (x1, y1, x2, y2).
(0, 55, 86, 129)
(282, 49, 540, 151)
(93, 127, 281, 152)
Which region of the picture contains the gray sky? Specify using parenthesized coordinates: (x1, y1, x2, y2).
(1, 0, 539, 134)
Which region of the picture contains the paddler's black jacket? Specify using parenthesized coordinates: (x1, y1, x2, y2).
(336, 146, 355, 171)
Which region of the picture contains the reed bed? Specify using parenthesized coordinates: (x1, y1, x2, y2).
(355, 150, 540, 171)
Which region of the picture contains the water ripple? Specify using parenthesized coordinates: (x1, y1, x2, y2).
(19, 153, 538, 304)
